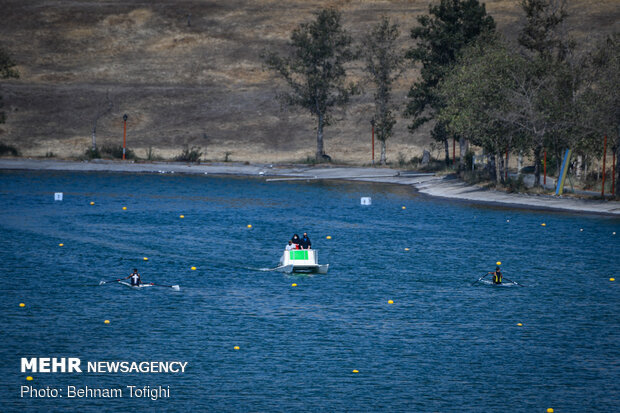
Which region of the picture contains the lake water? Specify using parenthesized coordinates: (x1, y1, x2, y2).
(1, 170, 619, 412)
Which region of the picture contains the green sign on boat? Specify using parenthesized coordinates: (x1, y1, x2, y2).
(290, 250, 308, 260)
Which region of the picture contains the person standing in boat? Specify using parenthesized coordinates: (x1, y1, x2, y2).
(125, 268, 142, 286)
(299, 232, 312, 249)
(285, 240, 295, 251)
(487, 266, 502, 285)
(291, 234, 301, 249)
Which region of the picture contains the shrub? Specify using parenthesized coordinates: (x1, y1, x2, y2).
(100, 144, 136, 160)
(0, 142, 20, 156)
(175, 145, 202, 163)
(505, 175, 526, 193)
(84, 147, 101, 159)
(145, 146, 162, 161)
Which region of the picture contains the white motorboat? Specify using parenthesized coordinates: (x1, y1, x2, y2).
(276, 249, 329, 274)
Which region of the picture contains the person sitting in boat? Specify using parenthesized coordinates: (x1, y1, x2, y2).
(291, 234, 301, 249)
(125, 268, 141, 286)
(487, 266, 502, 285)
(285, 240, 295, 251)
(299, 232, 312, 250)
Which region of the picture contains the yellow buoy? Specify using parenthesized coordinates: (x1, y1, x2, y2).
(352, 369, 359, 373)
(122, 206, 127, 210)
(291, 283, 297, 287)
(517, 323, 523, 327)
(580, 228, 583, 232)
(143, 257, 148, 261)
(191, 266, 196, 271)
(58, 243, 64, 247)
(19, 303, 25, 307)
(26, 376, 33, 381)
(180, 215, 185, 219)
(404, 248, 410, 251)
(247, 224, 252, 228)
(104, 320, 110, 324)
(401, 206, 406, 210)
(90, 201, 95, 205)
(388, 300, 394, 304)
(613, 232, 616, 235)
(326, 235, 332, 240)
(234, 346, 240, 350)
(611, 278, 615, 282)
(541, 223, 546, 226)
(496, 261, 501, 266)
(547, 409, 554, 413)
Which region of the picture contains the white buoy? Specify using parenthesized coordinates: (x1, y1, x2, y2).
(54, 192, 63, 201)
(360, 197, 372, 206)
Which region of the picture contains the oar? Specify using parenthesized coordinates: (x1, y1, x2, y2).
(99, 278, 122, 285)
(502, 277, 525, 287)
(472, 273, 489, 285)
(151, 283, 181, 291)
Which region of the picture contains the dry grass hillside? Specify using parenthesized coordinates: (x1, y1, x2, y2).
(0, 0, 618, 163)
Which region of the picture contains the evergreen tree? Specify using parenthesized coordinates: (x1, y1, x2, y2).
(405, 0, 495, 166)
(360, 16, 404, 165)
(263, 8, 357, 162)
(0, 47, 20, 124)
(518, 0, 567, 60)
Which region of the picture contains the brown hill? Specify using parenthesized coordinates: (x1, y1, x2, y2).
(0, 0, 618, 163)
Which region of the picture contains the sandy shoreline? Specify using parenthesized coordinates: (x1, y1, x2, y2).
(1, 158, 618, 216)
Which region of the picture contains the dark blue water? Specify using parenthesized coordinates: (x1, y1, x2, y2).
(1, 170, 619, 412)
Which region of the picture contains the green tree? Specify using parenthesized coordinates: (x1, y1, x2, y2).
(579, 34, 620, 195)
(0, 47, 20, 124)
(359, 16, 405, 165)
(517, 0, 568, 185)
(518, 0, 567, 60)
(263, 8, 357, 162)
(405, 0, 495, 167)
(438, 37, 528, 184)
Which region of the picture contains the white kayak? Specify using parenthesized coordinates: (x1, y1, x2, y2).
(118, 281, 154, 289)
(478, 279, 519, 287)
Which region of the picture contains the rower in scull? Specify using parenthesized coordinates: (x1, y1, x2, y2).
(487, 266, 503, 285)
(124, 268, 141, 287)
